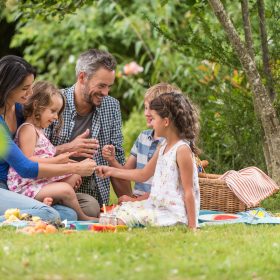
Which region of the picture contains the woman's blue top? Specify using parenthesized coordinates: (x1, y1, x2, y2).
(0, 103, 38, 183)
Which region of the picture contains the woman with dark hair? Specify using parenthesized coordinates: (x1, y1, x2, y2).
(0, 55, 96, 222)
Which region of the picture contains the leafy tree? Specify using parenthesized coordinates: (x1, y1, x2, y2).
(150, 0, 279, 180)
(3, 0, 277, 176)
(207, 0, 280, 183)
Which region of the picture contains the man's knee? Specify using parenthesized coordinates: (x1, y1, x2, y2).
(76, 193, 100, 217)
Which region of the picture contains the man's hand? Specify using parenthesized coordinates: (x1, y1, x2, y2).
(68, 129, 99, 158)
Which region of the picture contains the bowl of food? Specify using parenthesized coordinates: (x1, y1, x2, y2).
(71, 221, 98, 231)
(89, 223, 116, 232)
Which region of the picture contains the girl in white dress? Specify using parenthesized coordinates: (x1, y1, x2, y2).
(96, 92, 200, 229)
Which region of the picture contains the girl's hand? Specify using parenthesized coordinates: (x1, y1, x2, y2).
(95, 166, 111, 179)
(102, 145, 115, 162)
(54, 152, 76, 164)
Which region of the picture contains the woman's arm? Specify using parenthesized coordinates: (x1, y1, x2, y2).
(176, 145, 197, 229)
(38, 159, 96, 178)
(4, 126, 95, 179)
(6, 136, 96, 178)
(5, 134, 39, 178)
(29, 152, 75, 164)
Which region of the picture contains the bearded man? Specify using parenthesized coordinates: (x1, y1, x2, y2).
(45, 49, 131, 215)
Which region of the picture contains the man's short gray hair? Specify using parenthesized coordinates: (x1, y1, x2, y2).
(75, 49, 117, 78)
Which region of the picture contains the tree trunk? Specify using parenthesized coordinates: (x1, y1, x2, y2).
(208, 0, 280, 184)
(257, 0, 275, 101)
(241, 0, 255, 60)
(241, 0, 272, 175)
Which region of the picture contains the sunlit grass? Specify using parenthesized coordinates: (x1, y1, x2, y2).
(1, 224, 280, 280)
(1, 181, 279, 279)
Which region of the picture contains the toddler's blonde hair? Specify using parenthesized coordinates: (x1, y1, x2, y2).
(24, 81, 65, 135)
(144, 83, 182, 103)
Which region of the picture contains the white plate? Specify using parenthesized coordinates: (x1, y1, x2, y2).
(199, 213, 241, 222)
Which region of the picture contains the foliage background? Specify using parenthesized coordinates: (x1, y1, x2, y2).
(2, 0, 279, 174)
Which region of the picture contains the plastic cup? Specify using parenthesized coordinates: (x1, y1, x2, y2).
(99, 213, 117, 226)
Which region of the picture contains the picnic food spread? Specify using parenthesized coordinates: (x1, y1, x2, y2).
(1, 208, 127, 234)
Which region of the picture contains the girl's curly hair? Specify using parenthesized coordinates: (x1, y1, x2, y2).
(150, 92, 200, 155)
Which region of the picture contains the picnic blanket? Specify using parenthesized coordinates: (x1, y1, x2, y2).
(199, 208, 280, 226)
(219, 167, 279, 207)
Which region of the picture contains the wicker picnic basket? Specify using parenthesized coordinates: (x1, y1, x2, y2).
(199, 173, 257, 213)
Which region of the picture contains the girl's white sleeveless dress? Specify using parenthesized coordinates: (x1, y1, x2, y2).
(112, 140, 200, 227)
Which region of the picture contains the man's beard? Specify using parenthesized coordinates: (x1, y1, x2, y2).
(82, 85, 95, 105)
(81, 84, 104, 107)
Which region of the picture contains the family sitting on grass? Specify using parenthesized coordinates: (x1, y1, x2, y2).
(0, 49, 200, 230)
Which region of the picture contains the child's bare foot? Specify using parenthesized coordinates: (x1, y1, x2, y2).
(43, 197, 53, 206)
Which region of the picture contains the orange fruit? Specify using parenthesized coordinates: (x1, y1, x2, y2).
(45, 225, 57, 233)
(34, 221, 47, 230)
(20, 226, 35, 235)
(35, 228, 46, 234)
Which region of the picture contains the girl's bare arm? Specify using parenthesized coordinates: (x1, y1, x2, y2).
(176, 145, 197, 229)
(96, 148, 160, 182)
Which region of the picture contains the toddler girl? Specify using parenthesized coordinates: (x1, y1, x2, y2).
(8, 81, 97, 221)
(96, 92, 200, 229)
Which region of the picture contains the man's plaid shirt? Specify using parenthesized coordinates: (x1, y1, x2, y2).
(45, 85, 125, 205)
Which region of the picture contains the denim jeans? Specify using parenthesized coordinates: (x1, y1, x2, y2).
(0, 182, 77, 222)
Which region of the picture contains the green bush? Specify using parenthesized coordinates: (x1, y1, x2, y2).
(195, 85, 266, 174)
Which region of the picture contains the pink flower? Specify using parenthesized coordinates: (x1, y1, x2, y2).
(123, 61, 144, 76)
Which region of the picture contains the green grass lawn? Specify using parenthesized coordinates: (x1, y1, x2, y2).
(1, 190, 280, 280)
(1, 224, 280, 280)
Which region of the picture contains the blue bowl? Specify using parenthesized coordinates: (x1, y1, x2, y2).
(71, 221, 97, 230)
